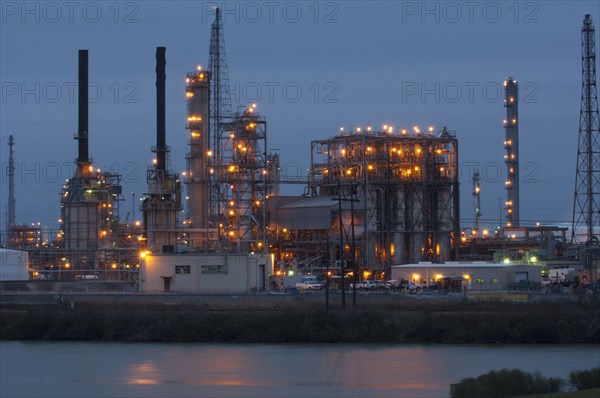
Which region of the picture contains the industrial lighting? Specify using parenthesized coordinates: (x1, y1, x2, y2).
(139, 250, 151, 259)
(530, 256, 538, 263)
(463, 274, 471, 280)
(503, 258, 510, 264)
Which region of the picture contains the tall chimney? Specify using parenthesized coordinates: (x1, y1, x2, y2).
(77, 49, 89, 167)
(155, 46, 167, 172)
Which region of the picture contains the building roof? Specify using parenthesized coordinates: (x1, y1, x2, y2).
(280, 195, 363, 210)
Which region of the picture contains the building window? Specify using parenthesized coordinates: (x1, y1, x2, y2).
(491, 278, 498, 285)
(201, 264, 227, 274)
(476, 278, 484, 284)
(175, 265, 191, 274)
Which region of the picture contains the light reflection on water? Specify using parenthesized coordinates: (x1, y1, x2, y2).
(1, 342, 598, 398)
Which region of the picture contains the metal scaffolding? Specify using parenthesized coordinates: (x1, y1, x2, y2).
(308, 127, 460, 270)
(219, 106, 271, 253)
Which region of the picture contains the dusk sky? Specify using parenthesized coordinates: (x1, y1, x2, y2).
(1, 0, 599, 232)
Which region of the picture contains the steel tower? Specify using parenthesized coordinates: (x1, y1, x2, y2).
(208, 8, 234, 242)
(503, 77, 519, 227)
(572, 14, 600, 243)
(7, 135, 15, 230)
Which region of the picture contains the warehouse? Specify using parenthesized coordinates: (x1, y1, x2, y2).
(391, 261, 543, 291)
(139, 253, 271, 293)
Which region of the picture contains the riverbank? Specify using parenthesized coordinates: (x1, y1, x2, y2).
(517, 389, 600, 398)
(1, 294, 598, 343)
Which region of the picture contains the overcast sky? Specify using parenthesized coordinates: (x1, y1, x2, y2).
(1, 0, 599, 232)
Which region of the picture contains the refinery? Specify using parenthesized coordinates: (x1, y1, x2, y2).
(1, 11, 599, 297)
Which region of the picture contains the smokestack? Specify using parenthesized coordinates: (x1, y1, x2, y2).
(504, 77, 519, 227)
(155, 46, 167, 172)
(77, 49, 89, 166)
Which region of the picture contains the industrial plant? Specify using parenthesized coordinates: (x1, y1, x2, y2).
(1, 11, 599, 296)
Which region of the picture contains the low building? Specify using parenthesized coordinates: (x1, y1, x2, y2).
(139, 253, 272, 293)
(0, 249, 29, 281)
(391, 261, 543, 291)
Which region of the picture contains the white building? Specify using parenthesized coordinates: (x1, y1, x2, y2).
(0, 249, 29, 281)
(139, 253, 272, 293)
(391, 261, 543, 291)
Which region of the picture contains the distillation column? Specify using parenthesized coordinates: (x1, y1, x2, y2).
(185, 68, 211, 234)
(503, 77, 519, 227)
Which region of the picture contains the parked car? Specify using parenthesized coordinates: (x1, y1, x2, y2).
(407, 282, 422, 293)
(75, 275, 99, 280)
(385, 280, 399, 289)
(585, 279, 600, 294)
(422, 282, 440, 292)
(296, 276, 324, 290)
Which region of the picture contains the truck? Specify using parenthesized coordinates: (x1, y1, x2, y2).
(296, 276, 324, 290)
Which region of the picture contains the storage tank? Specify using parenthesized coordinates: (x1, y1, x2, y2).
(0, 249, 29, 281)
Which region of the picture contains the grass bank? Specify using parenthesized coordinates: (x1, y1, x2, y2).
(1, 296, 598, 343)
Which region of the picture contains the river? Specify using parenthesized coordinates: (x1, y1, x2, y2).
(1, 342, 598, 398)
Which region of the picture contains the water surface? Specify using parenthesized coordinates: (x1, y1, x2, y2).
(1, 342, 598, 398)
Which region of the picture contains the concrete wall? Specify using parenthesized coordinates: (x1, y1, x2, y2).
(139, 253, 271, 293)
(0, 249, 29, 281)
